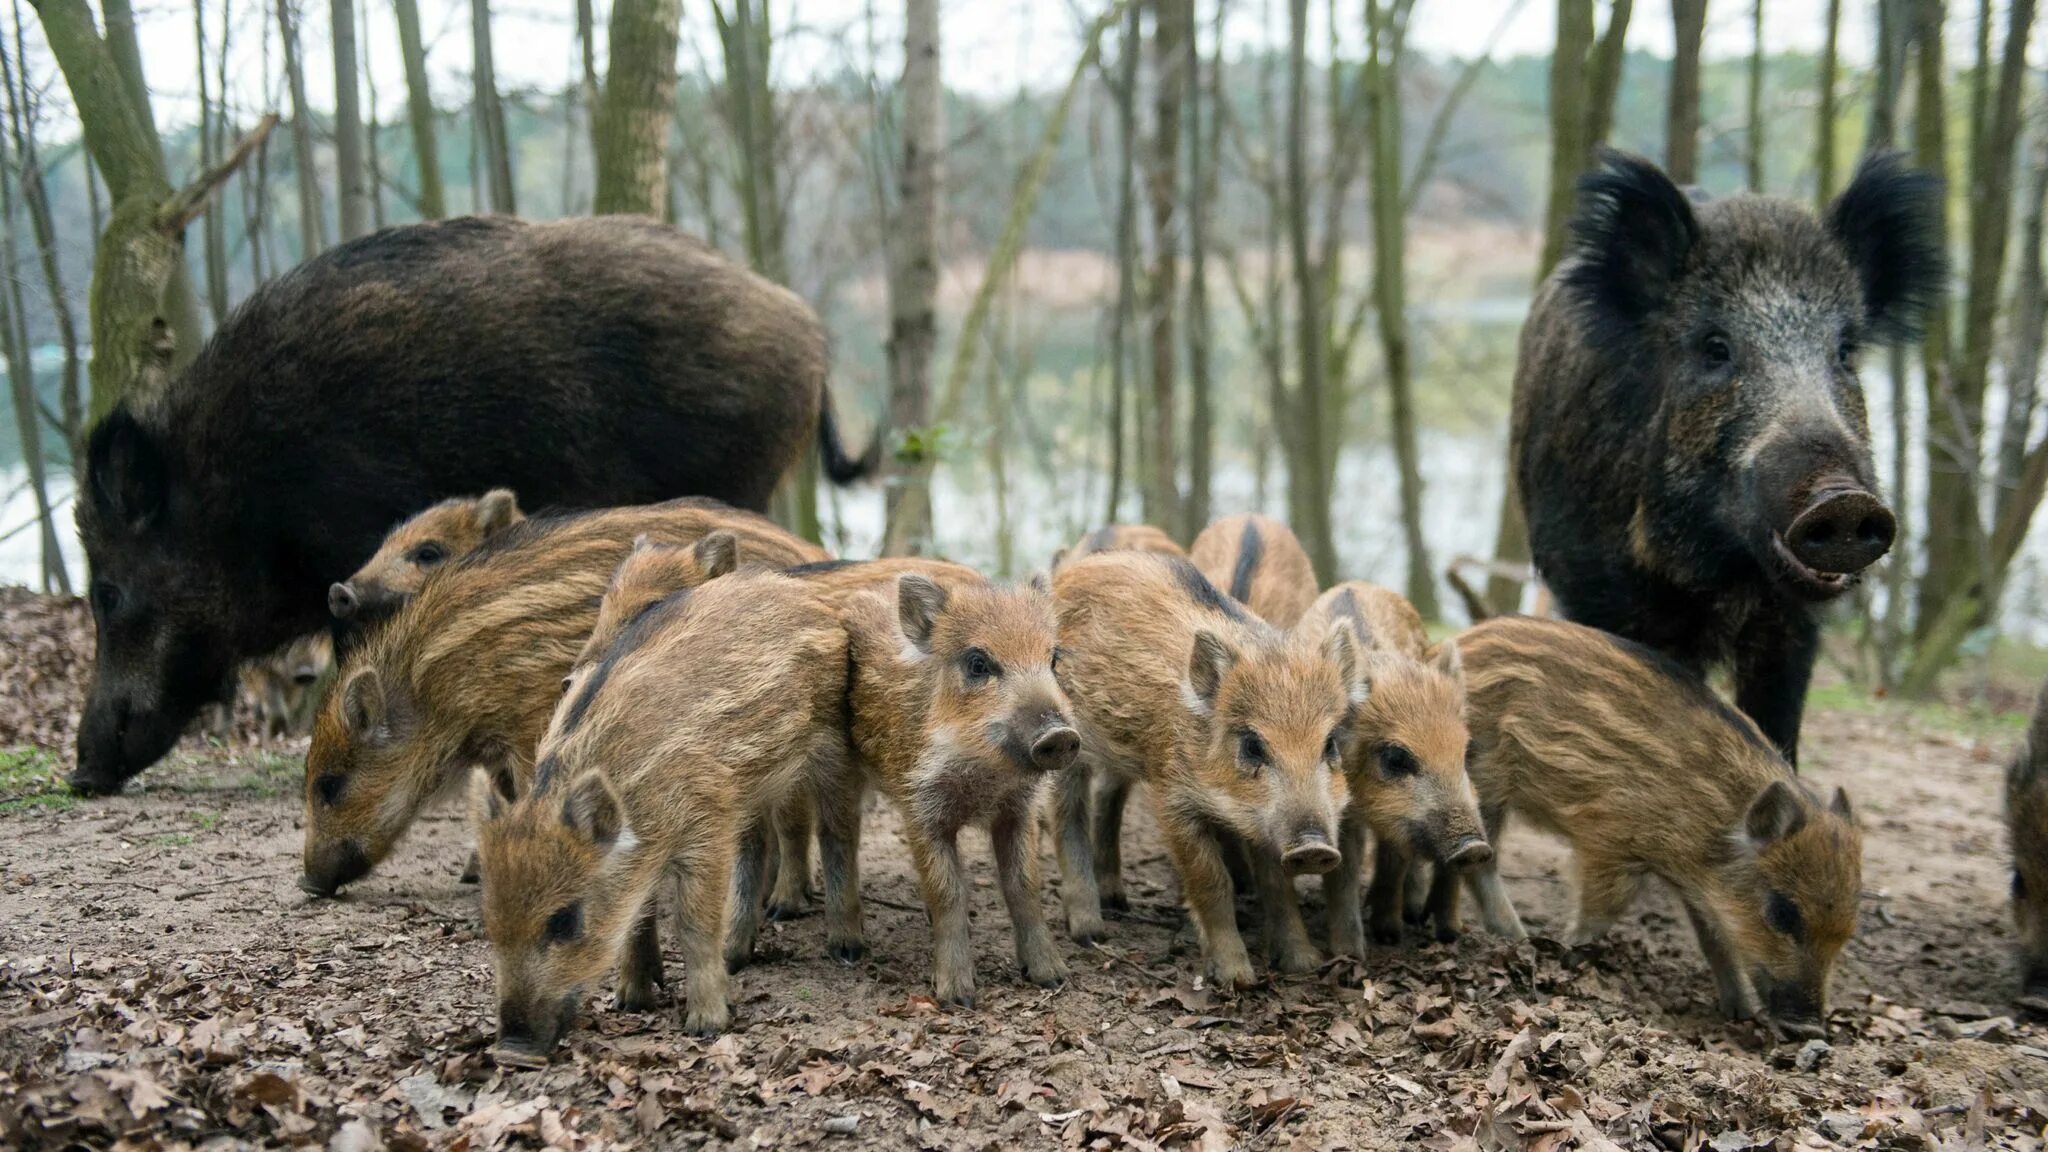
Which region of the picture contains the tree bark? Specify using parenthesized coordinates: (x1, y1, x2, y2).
(1815, 0, 1842, 206)
(361, 0, 382, 229)
(1286, 0, 1336, 582)
(5, 0, 81, 456)
(1745, 0, 1764, 191)
(278, 0, 327, 258)
(1184, 0, 1219, 536)
(1666, 0, 1705, 184)
(1143, 0, 1188, 537)
(392, 0, 443, 219)
(195, 0, 228, 323)
(473, 0, 516, 214)
(882, 0, 941, 555)
(1997, 112, 2048, 526)
(1104, 4, 1140, 527)
(594, 0, 682, 217)
(1911, 0, 1966, 639)
(1583, 0, 1630, 151)
(332, 0, 369, 240)
(0, 26, 63, 592)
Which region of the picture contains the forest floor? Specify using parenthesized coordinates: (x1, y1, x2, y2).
(2, 586, 2047, 1150)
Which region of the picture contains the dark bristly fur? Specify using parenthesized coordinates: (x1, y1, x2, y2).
(1229, 520, 1264, 603)
(1189, 514, 1319, 629)
(2009, 682, 2048, 998)
(73, 216, 873, 795)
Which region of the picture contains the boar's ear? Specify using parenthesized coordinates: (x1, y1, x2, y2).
(1828, 151, 1947, 343)
(1185, 629, 1236, 715)
(1828, 786, 1855, 822)
(1431, 639, 1464, 683)
(1027, 570, 1052, 596)
(1743, 779, 1809, 848)
(561, 772, 625, 850)
(476, 489, 523, 536)
(1323, 624, 1363, 703)
(897, 574, 948, 653)
(692, 531, 740, 581)
(339, 666, 388, 743)
(86, 408, 169, 532)
(1560, 149, 1698, 348)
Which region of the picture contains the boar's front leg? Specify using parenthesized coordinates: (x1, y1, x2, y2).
(1363, 837, 1412, 948)
(1680, 898, 1762, 1021)
(992, 804, 1066, 988)
(616, 908, 664, 1012)
(1158, 801, 1255, 991)
(1563, 852, 1640, 946)
(1253, 852, 1322, 974)
(1324, 808, 1369, 958)
(1732, 609, 1819, 767)
(814, 775, 867, 964)
(1055, 760, 1108, 945)
(671, 847, 735, 1036)
(905, 824, 978, 1008)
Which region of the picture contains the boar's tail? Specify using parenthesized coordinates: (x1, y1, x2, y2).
(1445, 563, 1492, 625)
(819, 393, 882, 486)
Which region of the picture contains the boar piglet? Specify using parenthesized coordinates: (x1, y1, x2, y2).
(1051, 523, 1186, 574)
(1296, 582, 1487, 956)
(300, 499, 825, 897)
(328, 489, 524, 635)
(2009, 682, 2048, 1001)
(1442, 616, 1862, 1038)
(241, 632, 335, 740)
(825, 572, 1079, 1007)
(475, 569, 850, 1059)
(1189, 513, 1319, 629)
(1052, 552, 1355, 988)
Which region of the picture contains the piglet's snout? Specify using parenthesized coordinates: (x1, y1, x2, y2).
(1029, 724, 1081, 771)
(1282, 829, 1341, 875)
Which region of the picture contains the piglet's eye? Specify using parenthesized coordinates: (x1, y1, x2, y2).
(314, 773, 346, 807)
(408, 541, 448, 567)
(545, 903, 583, 944)
(1836, 338, 1856, 369)
(1764, 891, 1803, 937)
(1237, 731, 1268, 766)
(1377, 745, 1419, 778)
(2015, 871, 2028, 900)
(962, 649, 997, 682)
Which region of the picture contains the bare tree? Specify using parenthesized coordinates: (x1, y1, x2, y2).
(1815, 0, 1842, 206)
(278, 0, 327, 258)
(882, 0, 941, 555)
(1584, 0, 1630, 151)
(361, 0, 383, 228)
(594, 0, 682, 216)
(1285, 0, 1335, 580)
(1667, 0, 1705, 184)
(1143, 0, 1189, 537)
(1104, 4, 1140, 526)
(6, 0, 79, 455)
(1745, 0, 1764, 191)
(0, 27, 62, 592)
(393, 0, 444, 219)
(473, 0, 516, 214)
(1183, 0, 1220, 534)
(333, 0, 369, 240)
(196, 0, 229, 322)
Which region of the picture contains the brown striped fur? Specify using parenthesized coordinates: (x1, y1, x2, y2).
(475, 569, 850, 1053)
(1051, 552, 1355, 988)
(2009, 681, 2048, 998)
(330, 489, 525, 627)
(1051, 523, 1186, 573)
(1297, 582, 1486, 956)
(300, 498, 825, 895)
(829, 572, 1079, 1005)
(240, 632, 334, 740)
(1443, 616, 1862, 1035)
(1189, 514, 1319, 628)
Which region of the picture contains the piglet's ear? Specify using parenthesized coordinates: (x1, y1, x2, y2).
(1559, 149, 1699, 348)
(476, 488, 523, 536)
(1828, 151, 1947, 343)
(470, 764, 517, 823)
(1744, 779, 1809, 848)
(87, 408, 170, 533)
(1324, 623, 1361, 703)
(1432, 638, 1463, 683)
(1828, 786, 1855, 822)
(897, 574, 948, 652)
(692, 531, 740, 581)
(1185, 629, 1236, 714)
(561, 772, 624, 849)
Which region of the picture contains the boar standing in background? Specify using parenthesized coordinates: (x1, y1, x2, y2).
(1189, 513, 1320, 629)
(328, 489, 525, 639)
(300, 499, 825, 897)
(73, 215, 875, 796)
(1296, 582, 1488, 956)
(1439, 616, 1862, 1038)
(476, 569, 851, 1056)
(1514, 150, 1944, 763)
(242, 632, 335, 740)
(1051, 523, 1186, 573)
(1052, 552, 1355, 988)
(829, 573, 1079, 1007)
(2008, 682, 2048, 1002)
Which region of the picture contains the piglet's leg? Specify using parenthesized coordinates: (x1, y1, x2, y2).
(767, 793, 816, 919)
(906, 825, 978, 1009)
(616, 907, 664, 1012)
(1364, 837, 1413, 948)
(1564, 853, 1639, 946)
(672, 850, 734, 1036)
(1055, 760, 1107, 945)
(1158, 800, 1254, 991)
(1681, 898, 1762, 1021)
(1254, 852, 1322, 974)
(1325, 808, 1370, 957)
(992, 804, 1066, 988)
(1091, 773, 1133, 912)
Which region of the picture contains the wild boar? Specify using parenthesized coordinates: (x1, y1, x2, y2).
(1296, 582, 1488, 956)
(300, 498, 825, 896)
(2009, 682, 2048, 1001)
(73, 215, 876, 796)
(825, 572, 1079, 1007)
(475, 568, 850, 1056)
(1189, 513, 1319, 628)
(1441, 615, 1862, 1037)
(1514, 150, 1944, 762)
(241, 632, 334, 740)
(328, 489, 525, 635)
(1051, 552, 1355, 988)
(1051, 523, 1186, 572)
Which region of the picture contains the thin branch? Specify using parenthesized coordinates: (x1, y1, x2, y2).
(157, 113, 279, 233)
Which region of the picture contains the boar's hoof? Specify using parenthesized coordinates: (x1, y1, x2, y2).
(682, 1008, 730, 1038)
(1100, 891, 1131, 914)
(1022, 959, 1068, 988)
(828, 940, 867, 965)
(765, 899, 808, 922)
(936, 987, 977, 1011)
(64, 768, 127, 798)
(1431, 922, 1460, 945)
(1771, 1015, 1829, 1042)
(459, 851, 481, 884)
(1369, 922, 1403, 948)
(616, 985, 660, 1014)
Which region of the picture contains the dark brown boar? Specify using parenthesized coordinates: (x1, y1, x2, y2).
(1051, 524, 1186, 572)
(73, 215, 876, 795)
(476, 568, 850, 1056)
(1514, 150, 1945, 762)
(1443, 615, 1862, 1037)
(1189, 514, 1319, 628)
(826, 572, 1079, 1006)
(328, 489, 524, 631)
(1051, 552, 1355, 988)
(2009, 682, 2048, 1001)
(300, 498, 825, 896)
(1295, 582, 1487, 956)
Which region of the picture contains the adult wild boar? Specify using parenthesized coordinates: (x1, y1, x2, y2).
(1513, 150, 1944, 761)
(74, 215, 873, 795)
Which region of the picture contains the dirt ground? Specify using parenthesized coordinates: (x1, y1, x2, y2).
(3, 587, 2048, 1151)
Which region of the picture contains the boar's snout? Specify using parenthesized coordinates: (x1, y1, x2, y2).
(301, 840, 371, 897)
(1030, 725, 1081, 772)
(1764, 981, 1828, 1039)
(72, 688, 183, 797)
(1783, 488, 1895, 581)
(1442, 836, 1492, 867)
(328, 582, 360, 620)
(495, 995, 577, 1065)
(1282, 829, 1341, 876)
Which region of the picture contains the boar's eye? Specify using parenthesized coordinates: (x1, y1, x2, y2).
(1377, 745, 1419, 778)
(1701, 333, 1733, 369)
(2015, 871, 2028, 900)
(91, 580, 122, 618)
(545, 903, 583, 944)
(1236, 729, 1268, 767)
(1049, 647, 1064, 675)
(961, 648, 998, 683)
(1836, 337, 1856, 370)
(314, 772, 347, 807)
(1764, 891, 1803, 937)
(407, 541, 449, 567)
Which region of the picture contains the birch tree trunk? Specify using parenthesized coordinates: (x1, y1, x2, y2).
(1910, 0, 1965, 639)
(473, 0, 516, 215)
(882, 0, 941, 555)
(332, 0, 369, 240)
(1667, 0, 1705, 184)
(393, 0, 443, 219)
(1997, 114, 2048, 525)
(594, 0, 683, 217)
(278, 0, 327, 258)
(1104, 4, 1140, 527)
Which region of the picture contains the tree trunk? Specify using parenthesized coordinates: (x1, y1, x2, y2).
(578, 0, 601, 150)
(361, 0, 383, 229)
(594, 0, 682, 217)
(1105, 5, 1139, 526)
(1583, 0, 1631, 151)
(882, 0, 941, 555)
(1867, 0, 1913, 686)
(1184, 0, 1219, 536)
(393, 0, 443, 219)
(1911, 0, 1966, 639)
(332, 0, 368, 240)
(195, 0, 228, 323)
(1666, 0, 1705, 184)
(278, 0, 326, 258)
(1143, 0, 1188, 537)
(1286, 0, 1336, 582)
(473, 0, 516, 214)
(1745, 0, 1764, 191)
(1815, 0, 1842, 206)
(1997, 113, 2048, 526)
(0, 28, 63, 591)
(5, 1, 81, 457)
